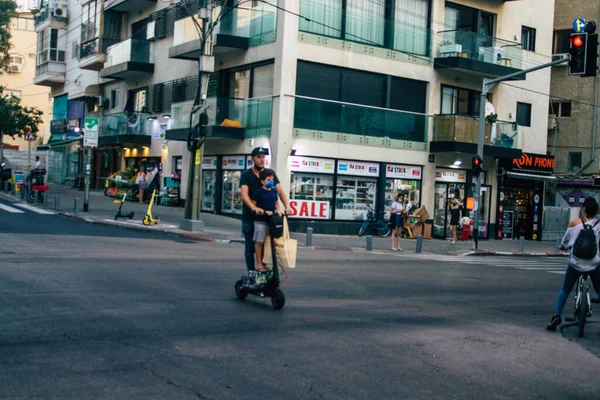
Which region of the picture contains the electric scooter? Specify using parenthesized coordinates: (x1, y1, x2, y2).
(235, 215, 286, 310)
(114, 191, 134, 220)
(142, 189, 160, 225)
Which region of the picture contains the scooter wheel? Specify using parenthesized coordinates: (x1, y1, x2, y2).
(235, 280, 247, 300)
(271, 289, 285, 310)
(142, 216, 151, 226)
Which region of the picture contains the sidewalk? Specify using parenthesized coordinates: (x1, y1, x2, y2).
(0, 184, 567, 256)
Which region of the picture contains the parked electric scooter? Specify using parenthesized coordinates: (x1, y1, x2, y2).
(235, 214, 286, 310)
(114, 191, 134, 220)
(142, 189, 160, 225)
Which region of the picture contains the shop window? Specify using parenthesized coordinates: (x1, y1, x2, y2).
(569, 152, 582, 171)
(549, 101, 571, 117)
(335, 177, 377, 220)
(516, 102, 532, 127)
(222, 170, 243, 214)
(521, 26, 536, 51)
(289, 173, 334, 217)
(384, 179, 421, 219)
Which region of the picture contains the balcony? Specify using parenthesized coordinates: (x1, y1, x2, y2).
(434, 30, 524, 79)
(100, 39, 154, 79)
(430, 114, 521, 157)
(213, 3, 277, 53)
(165, 97, 273, 141)
(169, 16, 214, 61)
(100, 112, 151, 147)
(79, 37, 120, 71)
(104, 0, 156, 12)
(292, 96, 428, 151)
(34, 8, 67, 32)
(33, 61, 66, 87)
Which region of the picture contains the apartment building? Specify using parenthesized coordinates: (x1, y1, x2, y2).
(38, 0, 555, 239)
(1, 0, 51, 151)
(548, 1, 600, 208)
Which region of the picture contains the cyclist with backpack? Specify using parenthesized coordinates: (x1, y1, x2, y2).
(547, 197, 600, 331)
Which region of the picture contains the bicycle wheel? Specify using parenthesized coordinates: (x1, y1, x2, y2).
(358, 221, 369, 237)
(578, 283, 588, 338)
(377, 223, 391, 238)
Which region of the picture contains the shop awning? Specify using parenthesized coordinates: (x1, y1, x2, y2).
(37, 137, 81, 151)
(506, 171, 556, 182)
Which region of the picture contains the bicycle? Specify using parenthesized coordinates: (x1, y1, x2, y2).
(565, 273, 593, 338)
(358, 205, 391, 238)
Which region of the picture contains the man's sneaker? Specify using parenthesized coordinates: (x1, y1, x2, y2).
(547, 314, 562, 331)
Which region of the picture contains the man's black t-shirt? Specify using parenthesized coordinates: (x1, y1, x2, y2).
(239, 168, 280, 221)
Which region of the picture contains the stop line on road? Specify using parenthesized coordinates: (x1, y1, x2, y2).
(370, 251, 568, 274)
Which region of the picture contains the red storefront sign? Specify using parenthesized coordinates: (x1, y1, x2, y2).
(288, 200, 330, 219)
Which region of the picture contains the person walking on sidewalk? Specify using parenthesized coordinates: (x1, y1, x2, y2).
(136, 168, 146, 203)
(390, 192, 404, 251)
(547, 197, 600, 331)
(240, 147, 291, 271)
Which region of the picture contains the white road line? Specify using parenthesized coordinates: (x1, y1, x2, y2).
(12, 203, 54, 215)
(0, 203, 24, 213)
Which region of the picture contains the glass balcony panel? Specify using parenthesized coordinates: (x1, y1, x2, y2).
(494, 121, 520, 149)
(106, 39, 150, 66)
(101, 112, 150, 136)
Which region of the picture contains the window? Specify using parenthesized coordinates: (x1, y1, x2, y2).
(37, 28, 65, 64)
(172, 80, 187, 103)
(6, 90, 22, 99)
(549, 101, 572, 117)
(9, 17, 35, 31)
(568, 152, 582, 171)
(441, 85, 480, 116)
(9, 55, 23, 65)
(522, 26, 536, 51)
(553, 29, 571, 54)
(81, 1, 99, 43)
(151, 84, 163, 112)
(110, 89, 119, 109)
(516, 102, 532, 127)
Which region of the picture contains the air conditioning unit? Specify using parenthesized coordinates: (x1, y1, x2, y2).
(482, 47, 505, 64)
(548, 114, 557, 130)
(9, 65, 22, 73)
(52, 6, 67, 18)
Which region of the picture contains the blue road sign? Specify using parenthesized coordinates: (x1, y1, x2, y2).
(573, 18, 587, 33)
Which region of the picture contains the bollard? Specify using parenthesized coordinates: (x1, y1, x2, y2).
(306, 227, 313, 246)
(2, 181, 6, 193)
(366, 235, 373, 251)
(43, 193, 48, 208)
(54, 195, 59, 211)
(555, 235, 562, 252)
(416, 235, 423, 253)
(74, 198, 79, 214)
(20, 187, 25, 199)
(11, 182, 15, 195)
(35, 191, 40, 204)
(519, 236, 525, 252)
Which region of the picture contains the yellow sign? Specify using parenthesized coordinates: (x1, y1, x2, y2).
(195, 150, 201, 165)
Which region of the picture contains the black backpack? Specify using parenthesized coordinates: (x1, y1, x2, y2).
(573, 219, 600, 259)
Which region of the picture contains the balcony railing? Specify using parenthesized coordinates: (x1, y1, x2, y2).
(214, 1, 277, 46)
(35, 61, 66, 76)
(101, 112, 150, 136)
(432, 114, 520, 149)
(79, 37, 120, 59)
(437, 29, 523, 69)
(299, 0, 432, 57)
(294, 96, 428, 143)
(169, 97, 273, 138)
(106, 39, 152, 66)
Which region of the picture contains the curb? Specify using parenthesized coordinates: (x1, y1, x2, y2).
(466, 250, 568, 257)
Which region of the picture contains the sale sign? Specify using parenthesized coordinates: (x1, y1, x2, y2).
(288, 200, 331, 219)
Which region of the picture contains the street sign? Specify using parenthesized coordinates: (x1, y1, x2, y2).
(24, 133, 35, 141)
(83, 117, 99, 148)
(573, 18, 587, 33)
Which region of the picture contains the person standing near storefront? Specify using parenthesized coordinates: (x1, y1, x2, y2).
(136, 168, 146, 203)
(449, 199, 462, 244)
(240, 147, 292, 271)
(390, 192, 404, 251)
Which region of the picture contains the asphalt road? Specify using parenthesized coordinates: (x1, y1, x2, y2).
(0, 198, 599, 399)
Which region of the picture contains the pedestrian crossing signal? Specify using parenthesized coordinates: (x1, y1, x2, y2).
(472, 156, 483, 177)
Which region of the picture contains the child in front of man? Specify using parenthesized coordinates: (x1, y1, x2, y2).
(252, 169, 281, 272)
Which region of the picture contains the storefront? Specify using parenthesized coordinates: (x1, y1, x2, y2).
(221, 155, 247, 215)
(289, 156, 335, 220)
(201, 156, 218, 212)
(496, 152, 555, 241)
(384, 164, 423, 219)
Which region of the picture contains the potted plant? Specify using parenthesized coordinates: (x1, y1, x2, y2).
(440, 40, 463, 55)
(485, 113, 498, 124)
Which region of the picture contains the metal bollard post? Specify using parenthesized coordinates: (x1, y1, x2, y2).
(555, 235, 562, 252)
(366, 235, 373, 251)
(416, 235, 423, 253)
(74, 198, 79, 214)
(20, 187, 25, 199)
(2, 181, 6, 193)
(54, 195, 59, 211)
(519, 236, 525, 252)
(43, 193, 48, 208)
(306, 227, 313, 246)
(35, 191, 40, 204)
(11, 182, 15, 195)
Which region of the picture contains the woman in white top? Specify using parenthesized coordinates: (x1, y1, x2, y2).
(390, 192, 405, 251)
(547, 196, 600, 331)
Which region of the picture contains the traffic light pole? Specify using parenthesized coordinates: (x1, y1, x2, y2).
(473, 57, 569, 250)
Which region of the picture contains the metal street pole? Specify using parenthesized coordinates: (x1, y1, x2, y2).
(27, 140, 31, 170)
(472, 57, 569, 250)
(84, 146, 91, 212)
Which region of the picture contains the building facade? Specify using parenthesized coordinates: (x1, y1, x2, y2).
(548, 1, 600, 208)
(37, 0, 555, 239)
(1, 0, 51, 151)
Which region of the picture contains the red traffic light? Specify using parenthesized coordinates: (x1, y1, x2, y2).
(472, 157, 482, 167)
(572, 35, 584, 47)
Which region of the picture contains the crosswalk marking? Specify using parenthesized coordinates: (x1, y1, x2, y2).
(0, 203, 24, 214)
(12, 203, 54, 215)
